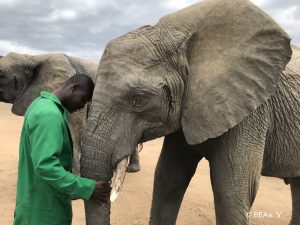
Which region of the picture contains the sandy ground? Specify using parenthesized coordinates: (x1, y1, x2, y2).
(0, 102, 293, 225)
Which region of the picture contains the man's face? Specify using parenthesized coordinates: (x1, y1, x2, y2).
(65, 85, 92, 113)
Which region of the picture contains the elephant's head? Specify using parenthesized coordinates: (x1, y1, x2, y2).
(0, 53, 34, 108)
(0, 52, 74, 115)
(81, 0, 291, 220)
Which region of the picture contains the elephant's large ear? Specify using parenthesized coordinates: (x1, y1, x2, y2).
(12, 54, 75, 115)
(174, 0, 291, 144)
(11, 72, 43, 116)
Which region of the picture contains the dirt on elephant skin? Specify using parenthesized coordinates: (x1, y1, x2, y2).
(0, 102, 292, 225)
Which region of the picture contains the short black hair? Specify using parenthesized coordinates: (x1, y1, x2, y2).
(64, 74, 95, 92)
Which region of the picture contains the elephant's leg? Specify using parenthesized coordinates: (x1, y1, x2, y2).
(150, 130, 202, 225)
(208, 113, 268, 225)
(127, 149, 141, 173)
(289, 177, 300, 225)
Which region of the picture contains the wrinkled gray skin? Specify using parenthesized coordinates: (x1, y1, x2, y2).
(81, 0, 299, 224)
(0, 52, 141, 174)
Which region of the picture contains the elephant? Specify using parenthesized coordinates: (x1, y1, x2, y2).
(0, 52, 141, 174)
(79, 0, 300, 224)
(0, 52, 97, 174)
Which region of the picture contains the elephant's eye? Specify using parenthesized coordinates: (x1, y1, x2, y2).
(131, 95, 144, 108)
(126, 89, 155, 112)
(129, 94, 148, 112)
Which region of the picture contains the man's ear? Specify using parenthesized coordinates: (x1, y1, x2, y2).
(69, 83, 79, 94)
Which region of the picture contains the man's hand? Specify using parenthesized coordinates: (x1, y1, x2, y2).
(89, 181, 112, 204)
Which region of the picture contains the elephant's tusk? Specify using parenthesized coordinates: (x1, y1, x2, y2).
(110, 156, 129, 202)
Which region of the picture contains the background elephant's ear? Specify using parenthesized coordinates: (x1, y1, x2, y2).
(12, 73, 43, 116)
(181, 0, 292, 145)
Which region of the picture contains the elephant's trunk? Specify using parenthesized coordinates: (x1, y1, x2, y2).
(81, 106, 140, 224)
(81, 111, 115, 225)
(85, 200, 111, 225)
(83, 157, 129, 225)
(84, 153, 131, 225)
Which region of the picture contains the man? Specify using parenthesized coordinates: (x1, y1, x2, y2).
(13, 74, 111, 225)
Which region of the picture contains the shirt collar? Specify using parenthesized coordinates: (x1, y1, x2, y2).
(40, 91, 69, 122)
(40, 91, 62, 106)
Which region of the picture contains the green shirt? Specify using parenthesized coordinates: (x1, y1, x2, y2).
(13, 91, 96, 225)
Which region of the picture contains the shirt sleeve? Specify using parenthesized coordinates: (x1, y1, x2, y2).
(28, 110, 96, 200)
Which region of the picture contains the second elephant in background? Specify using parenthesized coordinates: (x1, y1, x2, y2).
(0, 52, 140, 174)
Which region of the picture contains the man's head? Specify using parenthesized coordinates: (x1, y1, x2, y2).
(54, 74, 94, 113)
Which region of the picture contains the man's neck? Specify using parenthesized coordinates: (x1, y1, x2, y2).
(52, 88, 65, 105)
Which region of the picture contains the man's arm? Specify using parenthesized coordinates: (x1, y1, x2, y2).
(28, 110, 105, 200)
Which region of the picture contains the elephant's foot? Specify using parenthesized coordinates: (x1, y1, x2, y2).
(126, 150, 140, 173)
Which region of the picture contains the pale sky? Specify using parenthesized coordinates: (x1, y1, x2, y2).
(0, 0, 299, 62)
